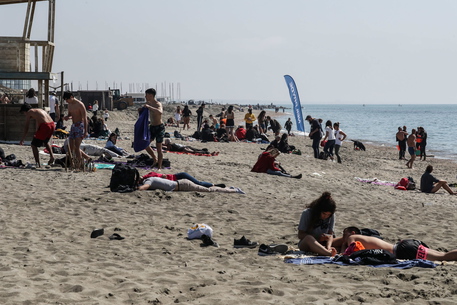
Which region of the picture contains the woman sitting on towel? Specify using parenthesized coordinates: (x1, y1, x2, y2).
(137, 177, 245, 194)
(297, 192, 337, 256)
(251, 148, 301, 179)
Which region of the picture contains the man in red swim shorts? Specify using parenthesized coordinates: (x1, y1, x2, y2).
(20, 103, 55, 167)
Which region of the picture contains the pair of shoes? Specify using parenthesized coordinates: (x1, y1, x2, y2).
(201, 234, 219, 248)
(234, 236, 259, 248)
(258, 244, 289, 255)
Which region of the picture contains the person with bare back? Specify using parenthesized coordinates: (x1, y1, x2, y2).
(141, 88, 164, 169)
(63, 92, 88, 168)
(19, 103, 55, 167)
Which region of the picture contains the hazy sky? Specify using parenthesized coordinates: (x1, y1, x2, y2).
(1, 0, 456, 104)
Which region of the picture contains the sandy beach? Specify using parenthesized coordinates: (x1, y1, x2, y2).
(1, 104, 457, 304)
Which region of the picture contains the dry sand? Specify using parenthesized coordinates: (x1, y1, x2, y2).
(1, 104, 457, 304)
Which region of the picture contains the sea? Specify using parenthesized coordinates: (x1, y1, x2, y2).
(269, 104, 456, 161)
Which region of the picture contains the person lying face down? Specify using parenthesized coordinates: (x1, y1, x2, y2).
(141, 171, 226, 188)
(162, 138, 219, 156)
(341, 226, 457, 261)
(138, 177, 245, 194)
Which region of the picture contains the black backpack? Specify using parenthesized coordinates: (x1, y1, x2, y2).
(109, 164, 140, 192)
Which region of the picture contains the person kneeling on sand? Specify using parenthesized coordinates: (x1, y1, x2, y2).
(251, 148, 302, 179)
(420, 165, 457, 195)
(141, 171, 226, 188)
(343, 228, 457, 261)
(298, 192, 337, 256)
(137, 177, 245, 194)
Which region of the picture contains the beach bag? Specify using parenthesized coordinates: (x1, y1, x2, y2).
(395, 177, 409, 191)
(109, 163, 140, 192)
(406, 176, 416, 190)
(187, 223, 213, 239)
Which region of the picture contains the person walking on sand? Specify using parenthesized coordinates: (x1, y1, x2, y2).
(196, 103, 205, 132)
(19, 103, 55, 167)
(174, 106, 182, 129)
(396, 126, 408, 160)
(333, 122, 347, 164)
(420, 165, 457, 195)
(182, 105, 192, 130)
(405, 128, 416, 169)
(298, 192, 337, 256)
(63, 92, 88, 168)
(284, 118, 293, 136)
(306, 115, 322, 159)
(142, 88, 164, 169)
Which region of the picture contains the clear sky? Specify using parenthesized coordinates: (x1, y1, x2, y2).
(1, 0, 456, 104)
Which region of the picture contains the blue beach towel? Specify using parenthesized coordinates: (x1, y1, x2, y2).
(134, 108, 150, 152)
(284, 256, 436, 269)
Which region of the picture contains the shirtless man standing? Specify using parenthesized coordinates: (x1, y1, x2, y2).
(396, 126, 408, 160)
(142, 88, 164, 169)
(405, 128, 416, 169)
(63, 92, 88, 168)
(19, 103, 55, 167)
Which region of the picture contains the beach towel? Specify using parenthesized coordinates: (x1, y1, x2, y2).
(134, 108, 150, 152)
(284, 256, 436, 269)
(167, 150, 217, 157)
(355, 177, 397, 186)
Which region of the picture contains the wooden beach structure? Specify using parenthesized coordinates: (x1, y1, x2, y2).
(0, 0, 56, 141)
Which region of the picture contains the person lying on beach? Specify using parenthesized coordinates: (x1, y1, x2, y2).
(163, 138, 219, 156)
(251, 148, 302, 179)
(105, 133, 130, 157)
(420, 165, 457, 195)
(19, 103, 55, 167)
(63, 139, 121, 158)
(137, 177, 245, 194)
(343, 227, 457, 261)
(141, 171, 226, 188)
(298, 192, 337, 256)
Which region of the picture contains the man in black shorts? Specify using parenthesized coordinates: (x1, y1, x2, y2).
(142, 88, 165, 169)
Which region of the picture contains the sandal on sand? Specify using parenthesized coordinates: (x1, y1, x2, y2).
(109, 233, 125, 240)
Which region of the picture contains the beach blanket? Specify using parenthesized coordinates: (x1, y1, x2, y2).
(134, 108, 150, 152)
(285, 256, 436, 269)
(355, 177, 397, 187)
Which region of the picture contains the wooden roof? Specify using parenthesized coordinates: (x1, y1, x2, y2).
(0, 0, 46, 5)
